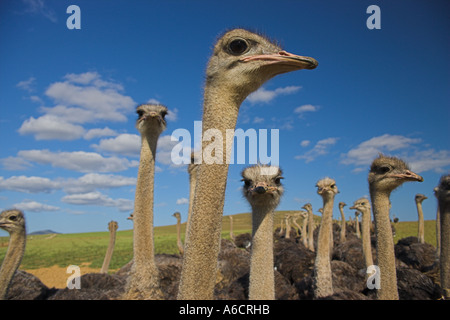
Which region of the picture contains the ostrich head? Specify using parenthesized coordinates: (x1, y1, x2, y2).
(339, 202, 346, 209)
(350, 197, 371, 212)
(435, 174, 450, 204)
(368, 154, 423, 193)
(0, 209, 25, 235)
(135, 104, 168, 135)
(107, 221, 118, 232)
(316, 177, 339, 200)
(172, 212, 181, 220)
(302, 203, 312, 212)
(206, 29, 318, 100)
(241, 165, 284, 208)
(415, 194, 428, 203)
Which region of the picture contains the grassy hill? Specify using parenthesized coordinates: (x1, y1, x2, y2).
(0, 210, 438, 271)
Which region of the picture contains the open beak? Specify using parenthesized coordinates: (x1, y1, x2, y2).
(241, 50, 318, 70)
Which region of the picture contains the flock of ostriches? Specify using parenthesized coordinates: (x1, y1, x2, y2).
(0, 29, 449, 300)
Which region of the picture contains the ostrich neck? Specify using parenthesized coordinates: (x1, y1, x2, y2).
(134, 133, 158, 265)
(250, 205, 275, 300)
(176, 217, 184, 254)
(370, 189, 399, 300)
(339, 206, 346, 241)
(307, 209, 315, 252)
(361, 210, 374, 268)
(439, 199, 450, 298)
(0, 231, 26, 300)
(314, 195, 334, 298)
(178, 83, 241, 299)
(100, 227, 117, 274)
(416, 201, 425, 243)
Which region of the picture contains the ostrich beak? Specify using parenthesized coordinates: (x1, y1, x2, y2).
(391, 170, 424, 182)
(241, 50, 318, 70)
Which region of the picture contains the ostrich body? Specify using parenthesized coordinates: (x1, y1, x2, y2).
(435, 174, 450, 299)
(241, 165, 284, 300)
(414, 194, 427, 244)
(124, 104, 168, 300)
(302, 203, 315, 252)
(338, 202, 346, 243)
(350, 198, 373, 269)
(172, 212, 184, 255)
(0, 210, 26, 300)
(177, 28, 317, 299)
(100, 221, 118, 274)
(313, 178, 339, 298)
(368, 155, 423, 300)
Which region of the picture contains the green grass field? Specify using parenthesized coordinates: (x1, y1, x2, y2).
(0, 211, 438, 271)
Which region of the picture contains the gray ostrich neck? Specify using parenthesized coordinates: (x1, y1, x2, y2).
(314, 195, 334, 298)
(100, 226, 116, 274)
(250, 205, 275, 300)
(439, 199, 450, 298)
(133, 132, 158, 267)
(370, 188, 399, 300)
(0, 231, 26, 300)
(361, 209, 374, 268)
(416, 201, 425, 243)
(178, 83, 242, 299)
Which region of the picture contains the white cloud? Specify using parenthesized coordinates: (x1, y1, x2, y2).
(18, 114, 86, 140)
(340, 134, 450, 173)
(17, 149, 138, 173)
(63, 173, 136, 194)
(92, 133, 141, 156)
(246, 85, 301, 104)
(83, 127, 118, 140)
(18, 72, 136, 141)
(253, 117, 264, 124)
(166, 108, 178, 122)
(61, 191, 133, 212)
(295, 137, 339, 163)
(1, 157, 32, 171)
(300, 140, 310, 147)
(294, 104, 320, 118)
(13, 200, 59, 212)
(22, 0, 57, 23)
(341, 134, 422, 167)
(0, 176, 60, 193)
(16, 77, 36, 92)
(176, 198, 189, 205)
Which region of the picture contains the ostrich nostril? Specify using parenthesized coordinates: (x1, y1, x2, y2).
(255, 186, 266, 194)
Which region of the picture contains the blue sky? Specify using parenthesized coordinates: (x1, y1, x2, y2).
(0, 0, 449, 234)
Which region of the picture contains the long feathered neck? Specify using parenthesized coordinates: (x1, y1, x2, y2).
(438, 198, 450, 299)
(178, 81, 243, 300)
(314, 195, 334, 298)
(370, 187, 399, 300)
(250, 204, 276, 300)
(360, 208, 374, 269)
(100, 226, 116, 274)
(416, 200, 425, 243)
(0, 229, 26, 300)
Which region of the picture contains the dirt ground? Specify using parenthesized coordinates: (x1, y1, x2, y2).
(23, 262, 115, 289)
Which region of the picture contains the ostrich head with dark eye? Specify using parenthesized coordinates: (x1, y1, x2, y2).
(206, 29, 318, 98)
(241, 165, 284, 208)
(135, 104, 169, 134)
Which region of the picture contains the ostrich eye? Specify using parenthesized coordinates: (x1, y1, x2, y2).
(243, 179, 251, 187)
(378, 166, 391, 174)
(9, 215, 17, 221)
(274, 177, 282, 185)
(161, 111, 168, 119)
(228, 39, 249, 55)
(137, 110, 144, 118)
(331, 184, 336, 188)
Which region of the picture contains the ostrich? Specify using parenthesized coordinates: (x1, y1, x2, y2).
(0, 209, 26, 300)
(177, 28, 317, 300)
(415, 194, 428, 244)
(368, 154, 423, 300)
(229, 215, 236, 242)
(435, 174, 450, 299)
(299, 211, 309, 247)
(100, 221, 118, 274)
(172, 212, 184, 255)
(434, 187, 441, 260)
(284, 215, 291, 239)
(123, 104, 168, 300)
(313, 177, 339, 299)
(349, 198, 374, 269)
(241, 164, 284, 300)
(302, 203, 315, 252)
(338, 202, 347, 243)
